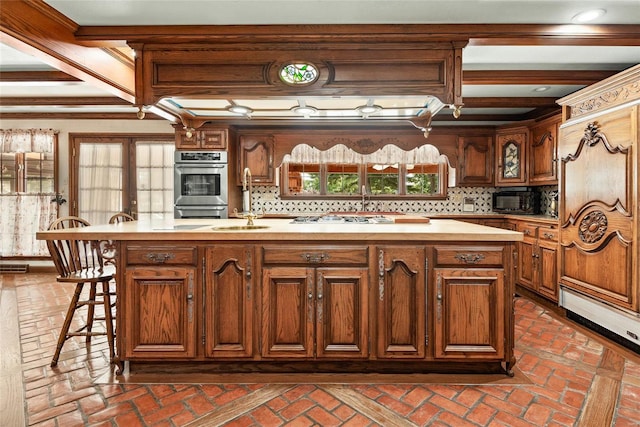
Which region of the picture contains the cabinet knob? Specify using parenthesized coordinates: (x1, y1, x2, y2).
(308, 292, 313, 300)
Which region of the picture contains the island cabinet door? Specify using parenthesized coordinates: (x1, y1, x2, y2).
(262, 267, 314, 358)
(433, 269, 505, 359)
(204, 246, 254, 359)
(374, 246, 426, 359)
(316, 268, 369, 359)
(123, 266, 197, 359)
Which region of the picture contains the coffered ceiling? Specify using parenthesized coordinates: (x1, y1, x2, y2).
(0, 0, 639, 129)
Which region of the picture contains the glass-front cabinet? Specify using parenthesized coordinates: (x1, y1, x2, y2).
(495, 126, 528, 186)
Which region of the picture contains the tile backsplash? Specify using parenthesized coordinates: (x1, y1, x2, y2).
(251, 185, 559, 216)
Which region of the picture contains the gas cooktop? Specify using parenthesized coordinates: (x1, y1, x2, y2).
(291, 215, 394, 224)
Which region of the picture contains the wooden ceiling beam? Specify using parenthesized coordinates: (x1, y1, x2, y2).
(463, 70, 618, 85)
(0, 0, 135, 103)
(0, 70, 80, 82)
(462, 97, 558, 108)
(0, 96, 131, 106)
(73, 23, 640, 46)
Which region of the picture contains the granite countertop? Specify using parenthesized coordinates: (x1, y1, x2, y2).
(37, 217, 523, 242)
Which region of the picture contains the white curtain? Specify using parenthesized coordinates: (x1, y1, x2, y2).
(0, 128, 58, 257)
(0, 194, 58, 256)
(78, 143, 123, 225)
(1, 129, 56, 153)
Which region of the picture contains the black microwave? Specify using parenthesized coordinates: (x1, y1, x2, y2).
(492, 190, 540, 214)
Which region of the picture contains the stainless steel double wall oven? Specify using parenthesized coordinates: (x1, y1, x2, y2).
(174, 151, 228, 218)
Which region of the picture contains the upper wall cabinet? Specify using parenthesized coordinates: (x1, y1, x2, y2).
(495, 126, 528, 187)
(237, 134, 276, 185)
(457, 136, 494, 186)
(529, 115, 560, 185)
(176, 128, 227, 150)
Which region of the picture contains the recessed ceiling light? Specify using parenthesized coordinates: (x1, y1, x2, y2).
(533, 86, 550, 92)
(227, 105, 253, 115)
(356, 104, 382, 116)
(571, 9, 606, 24)
(292, 105, 318, 116)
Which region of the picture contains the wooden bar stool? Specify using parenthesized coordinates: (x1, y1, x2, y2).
(108, 212, 135, 224)
(46, 216, 116, 367)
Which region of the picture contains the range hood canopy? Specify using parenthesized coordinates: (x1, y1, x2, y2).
(131, 31, 466, 131)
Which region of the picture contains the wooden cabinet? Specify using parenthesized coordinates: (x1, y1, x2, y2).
(457, 136, 494, 186)
(122, 245, 198, 359)
(514, 220, 558, 302)
(111, 237, 516, 373)
(375, 246, 426, 358)
(529, 115, 560, 185)
(176, 128, 227, 150)
(123, 266, 197, 359)
(432, 246, 508, 359)
(238, 134, 275, 185)
(495, 126, 528, 186)
(261, 246, 369, 359)
(204, 245, 254, 358)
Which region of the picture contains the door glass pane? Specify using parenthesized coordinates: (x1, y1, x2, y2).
(327, 164, 360, 195)
(136, 142, 175, 221)
(367, 163, 399, 195)
(78, 143, 123, 225)
(503, 141, 520, 179)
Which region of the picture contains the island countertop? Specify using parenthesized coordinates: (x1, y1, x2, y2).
(37, 217, 523, 242)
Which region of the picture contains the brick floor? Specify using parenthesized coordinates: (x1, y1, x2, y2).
(3, 273, 640, 426)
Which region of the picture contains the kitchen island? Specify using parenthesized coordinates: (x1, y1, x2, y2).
(37, 218, 522, 376)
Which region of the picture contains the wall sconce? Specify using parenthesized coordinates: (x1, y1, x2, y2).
(407, 120, 432, 139)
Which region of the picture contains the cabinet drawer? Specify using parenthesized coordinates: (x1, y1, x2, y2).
(538, 227, 558, 243)
(262, 246, 368, 265)
(434, 246, 505, 268)
(126, 246, 197, 265)
(517, 223, 538, 240)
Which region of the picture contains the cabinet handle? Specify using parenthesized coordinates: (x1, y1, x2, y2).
(454, 253, 485, 264)
(436, 273, 442, 322)
(523, 229, 531, 235)
(187, 271, 194, 323)
(302, 253, 328, 263)
(378, 249, 385, 301)
(543, 232, 554, 239)
(317, 273, 323, 322)
(245, 249, 252, 300)
(145, 253, 175, 263)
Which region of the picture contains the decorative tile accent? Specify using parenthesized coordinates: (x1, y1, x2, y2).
(252, 186, 499, 215)
(253, 185, 560, 217)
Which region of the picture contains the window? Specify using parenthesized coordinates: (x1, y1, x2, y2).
(280, 143, 449, 199)
(0, 129, 58, 257)
(281, 161, 447, 199)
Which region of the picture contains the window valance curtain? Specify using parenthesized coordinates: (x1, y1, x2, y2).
(0, 129, 57, 153)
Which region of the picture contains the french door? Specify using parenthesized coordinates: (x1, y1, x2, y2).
(70, 134, 174, 225)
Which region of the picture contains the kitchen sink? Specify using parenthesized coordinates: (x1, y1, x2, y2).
(212, 225, 270, 231)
